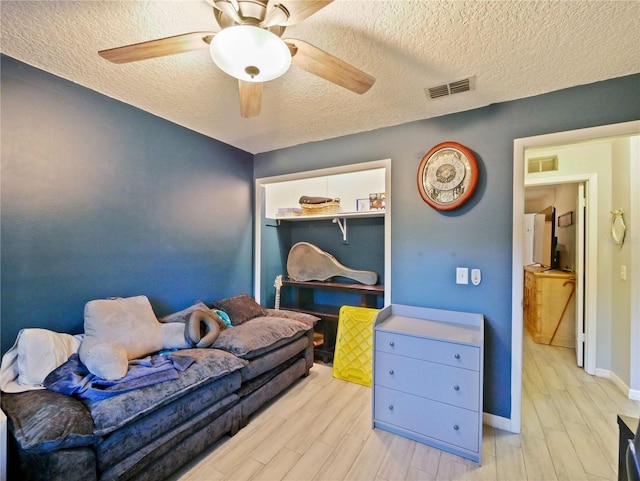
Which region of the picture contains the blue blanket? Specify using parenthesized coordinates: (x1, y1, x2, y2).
(44, 353, 195, 401)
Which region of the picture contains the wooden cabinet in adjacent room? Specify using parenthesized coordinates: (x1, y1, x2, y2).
(523, 265, 576, 348)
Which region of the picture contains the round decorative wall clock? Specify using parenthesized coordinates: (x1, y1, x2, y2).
(417, 141, 478, 211)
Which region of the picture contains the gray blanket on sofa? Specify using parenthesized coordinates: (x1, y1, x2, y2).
(44, 353, 194, 401)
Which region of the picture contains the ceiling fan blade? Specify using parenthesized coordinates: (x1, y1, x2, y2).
(264, 0, 333, 27)
(285, 39, 375, 94)
(99, 32, 215, 64)
(238, 80, 263, 118)
(211, 0, 243, 24)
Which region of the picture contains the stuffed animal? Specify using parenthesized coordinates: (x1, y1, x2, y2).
(79, 296, 224, 381)
(184, 309, 226, 348)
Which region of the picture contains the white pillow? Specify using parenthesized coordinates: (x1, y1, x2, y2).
(0, 328, 83, 392)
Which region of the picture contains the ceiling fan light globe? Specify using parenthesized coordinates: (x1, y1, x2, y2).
(209, 25, 291, 82)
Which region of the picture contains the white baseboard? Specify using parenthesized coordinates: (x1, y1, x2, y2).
(483, 412, 516, 433)
(595, 368, 639, 400)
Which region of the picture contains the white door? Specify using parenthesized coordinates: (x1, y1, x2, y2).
(575, 183, 586, 367)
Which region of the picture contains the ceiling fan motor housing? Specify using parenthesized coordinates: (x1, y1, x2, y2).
(212, 0, 288, 36)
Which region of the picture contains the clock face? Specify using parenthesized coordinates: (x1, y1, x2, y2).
(417, 142, 478, 211)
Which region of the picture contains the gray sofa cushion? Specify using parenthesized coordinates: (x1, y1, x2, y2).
(1, 389, 94, 453)
(212, 316, 309, 359)
(96, 384, 240, 471)
(14, 447, 97, 481)
(265, 308, 320, 328)
(240, 335, 309, 382)
(86, 349, 247, 436)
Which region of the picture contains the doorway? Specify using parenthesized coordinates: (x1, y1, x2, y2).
(509, 120, 640, 434)
(524, 181, 587, 368)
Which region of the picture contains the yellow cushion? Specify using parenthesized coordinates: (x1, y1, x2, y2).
(332, 306, 378, 387)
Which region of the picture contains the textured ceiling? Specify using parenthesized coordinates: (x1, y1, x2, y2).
(2, 0, 639, 154)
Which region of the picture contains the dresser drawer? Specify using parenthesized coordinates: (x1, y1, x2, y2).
(376, 331, 480, 371)
(375, 351, 479, 411)
(374, 386, 479, 452)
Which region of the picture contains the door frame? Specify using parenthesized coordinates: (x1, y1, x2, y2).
(510, 120, 640, 433)
(576, 182, 586, 368)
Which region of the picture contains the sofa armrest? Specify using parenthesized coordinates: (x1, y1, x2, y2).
(1, 389, 94, 453)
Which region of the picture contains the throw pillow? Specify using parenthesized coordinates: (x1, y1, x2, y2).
(0, 329, 83, 392)
(159, 302, 210, 324)
(212, 316, 309, 359)
(212, 294, 267, 326)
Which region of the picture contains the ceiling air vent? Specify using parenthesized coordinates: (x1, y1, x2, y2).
(426, 77, 473, 100)
(528, 155, 558, 173)
(449, 78, 471, 94)
(428, 84, 450, 99)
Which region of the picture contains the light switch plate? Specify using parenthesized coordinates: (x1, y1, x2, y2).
(456, 267, 468, 284)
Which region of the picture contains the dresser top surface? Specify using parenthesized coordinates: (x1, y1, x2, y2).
(524, 265, 575, 279)
(375, 305, 483, 346)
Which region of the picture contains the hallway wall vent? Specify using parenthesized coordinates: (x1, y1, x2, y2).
(528, 155, 558, 173)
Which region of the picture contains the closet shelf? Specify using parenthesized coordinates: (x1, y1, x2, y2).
(273, 210, 385, 222)
(274, 210, 385, 243)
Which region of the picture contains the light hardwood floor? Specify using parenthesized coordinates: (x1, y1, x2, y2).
(169, 332, 640, 481)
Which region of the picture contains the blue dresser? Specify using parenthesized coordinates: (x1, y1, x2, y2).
(372, 304, 484, 464)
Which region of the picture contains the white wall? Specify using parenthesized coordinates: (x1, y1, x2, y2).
(610, 138, 632, 385)
(264, 168, 386, 218)
(524, 189, 555, 214)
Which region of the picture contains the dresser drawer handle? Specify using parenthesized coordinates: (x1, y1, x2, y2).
(454, 385, 460, 391)
(389, 369, 395, 375)
(389, 341, 395, 347)
(453, 424, 459, 431)
(454, 353, 461, 359)
(388, 405, 394, 411)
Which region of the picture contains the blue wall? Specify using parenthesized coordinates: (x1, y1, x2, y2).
(255, 74, 640, 419)
(2, 52, 639, 420)
(1, 56, 254, 354)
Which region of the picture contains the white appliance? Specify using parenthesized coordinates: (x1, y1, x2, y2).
(523, 213, 536, 266)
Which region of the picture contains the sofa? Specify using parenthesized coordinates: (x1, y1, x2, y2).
(0, 294, 318, 481)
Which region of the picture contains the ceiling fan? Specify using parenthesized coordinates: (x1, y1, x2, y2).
(98, 0, 375, 118)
